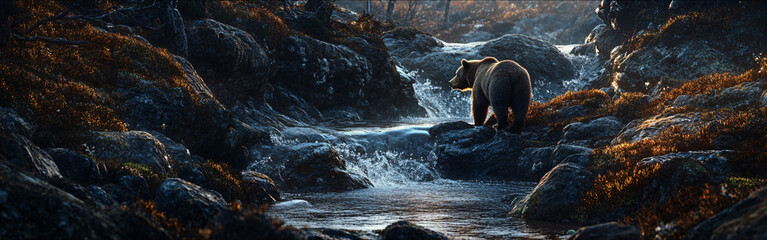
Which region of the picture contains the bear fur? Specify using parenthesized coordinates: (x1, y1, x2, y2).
(448, 57, 532, 133)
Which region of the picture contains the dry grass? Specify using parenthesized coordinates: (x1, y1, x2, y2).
(0, 0, 194, 147)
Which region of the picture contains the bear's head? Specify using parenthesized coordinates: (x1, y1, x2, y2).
(448, 59, 473, 91)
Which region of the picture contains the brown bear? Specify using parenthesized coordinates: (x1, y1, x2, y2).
(448, 57, 532, 133)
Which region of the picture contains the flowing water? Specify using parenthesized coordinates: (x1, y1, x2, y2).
(267, 44, 596, 239)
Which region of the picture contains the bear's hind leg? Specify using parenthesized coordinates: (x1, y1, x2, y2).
(509, 101, 528, 134)
(492, 106, 509, 130)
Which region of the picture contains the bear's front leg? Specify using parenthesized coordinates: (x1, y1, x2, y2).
(472, 93, 489, 126)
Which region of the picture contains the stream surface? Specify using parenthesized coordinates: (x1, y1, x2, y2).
(266, 43, 592, 239)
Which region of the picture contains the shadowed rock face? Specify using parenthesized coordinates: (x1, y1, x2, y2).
(186, 19, 272, 106)
(685, 187, 767, 240)
(0, 160, 170, 239)
(155, 178, 228, 228)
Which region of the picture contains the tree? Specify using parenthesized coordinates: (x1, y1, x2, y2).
(385, 0, 396, 21)
(442, 0, 451, 29)
(405, 0, 419, 22)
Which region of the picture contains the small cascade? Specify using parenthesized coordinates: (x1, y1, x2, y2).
(399, 66, 472, 119)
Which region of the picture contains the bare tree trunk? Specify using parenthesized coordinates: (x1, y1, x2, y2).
(366, 0, 371, 14)
(385, 0, 396, 21)
(159, 0, 188, 57)
(442, 0, 451, 29)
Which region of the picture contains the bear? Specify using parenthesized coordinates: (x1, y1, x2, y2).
(448, 57, 532, 133)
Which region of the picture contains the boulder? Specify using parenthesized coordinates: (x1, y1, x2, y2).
(612, 40, 744, 93)
(253, 143, 371, 191)
(91, 131, 172, 174)
(432, 126, 535, 180)
(102, 175, 150, 203)
(612, 113, 703, 145)
(186, 19, 272, 105)
(515, 144, 592, 180)
(0, 131, 61, 180)
(382, 28, 444, 60)
(511, 163, 594, 222)
(381, 220, 449, 240)
(562, 116, 624, 142)
(637, 157, 714, 203)
(592, 24, 627, 58)
(45, 148, 101, 183)
(567, 222, 641, 240)
(0, 161, 169, 239)
(242, 171, 281, 203)
(154, 178, 228, 228)
(478, 34, 576, 84)
(205, 212, 305, 240)
(515, 146, 556, 180)
(684, 187, 767, 240)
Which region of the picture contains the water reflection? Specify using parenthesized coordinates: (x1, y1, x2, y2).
(269, 180, 572, 239)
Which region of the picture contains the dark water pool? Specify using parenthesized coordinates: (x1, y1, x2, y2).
(268, 180, 572, 239)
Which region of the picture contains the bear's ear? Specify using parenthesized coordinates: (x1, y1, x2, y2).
(461, 59, 469, 68)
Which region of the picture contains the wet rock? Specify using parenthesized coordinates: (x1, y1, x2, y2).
(433, 128, 535, 180)
(562, 116, 624, 142)
(638, 150, 732, 177)
(383, 28, 444, 58)
(206, 212, 305, 240)
(0, 131, 61, 180)
(567, 222, 641, 240)
(91, 131, 172, 174)
(255, 143, 371, 191)
(570, 42, 596, 56)
(148, 131, 192, 163)
(511, 163, 593, 223)
(155, 178, 228, 228)
(186, 19, 272, 106)
(429, 121, 494, 147)
(45, 148, 100, 183)
(479, 34, 576, 84)
(684, 187, 767, 240)
(0, 160, 168, 239)
(612, 113, 703, 145)
(381, 220, 449, 240)
(592, 24, 627, 58)
(242, 171, 281, 203)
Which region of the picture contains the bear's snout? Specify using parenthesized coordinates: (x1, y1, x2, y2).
(448, 76, 467, 90)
